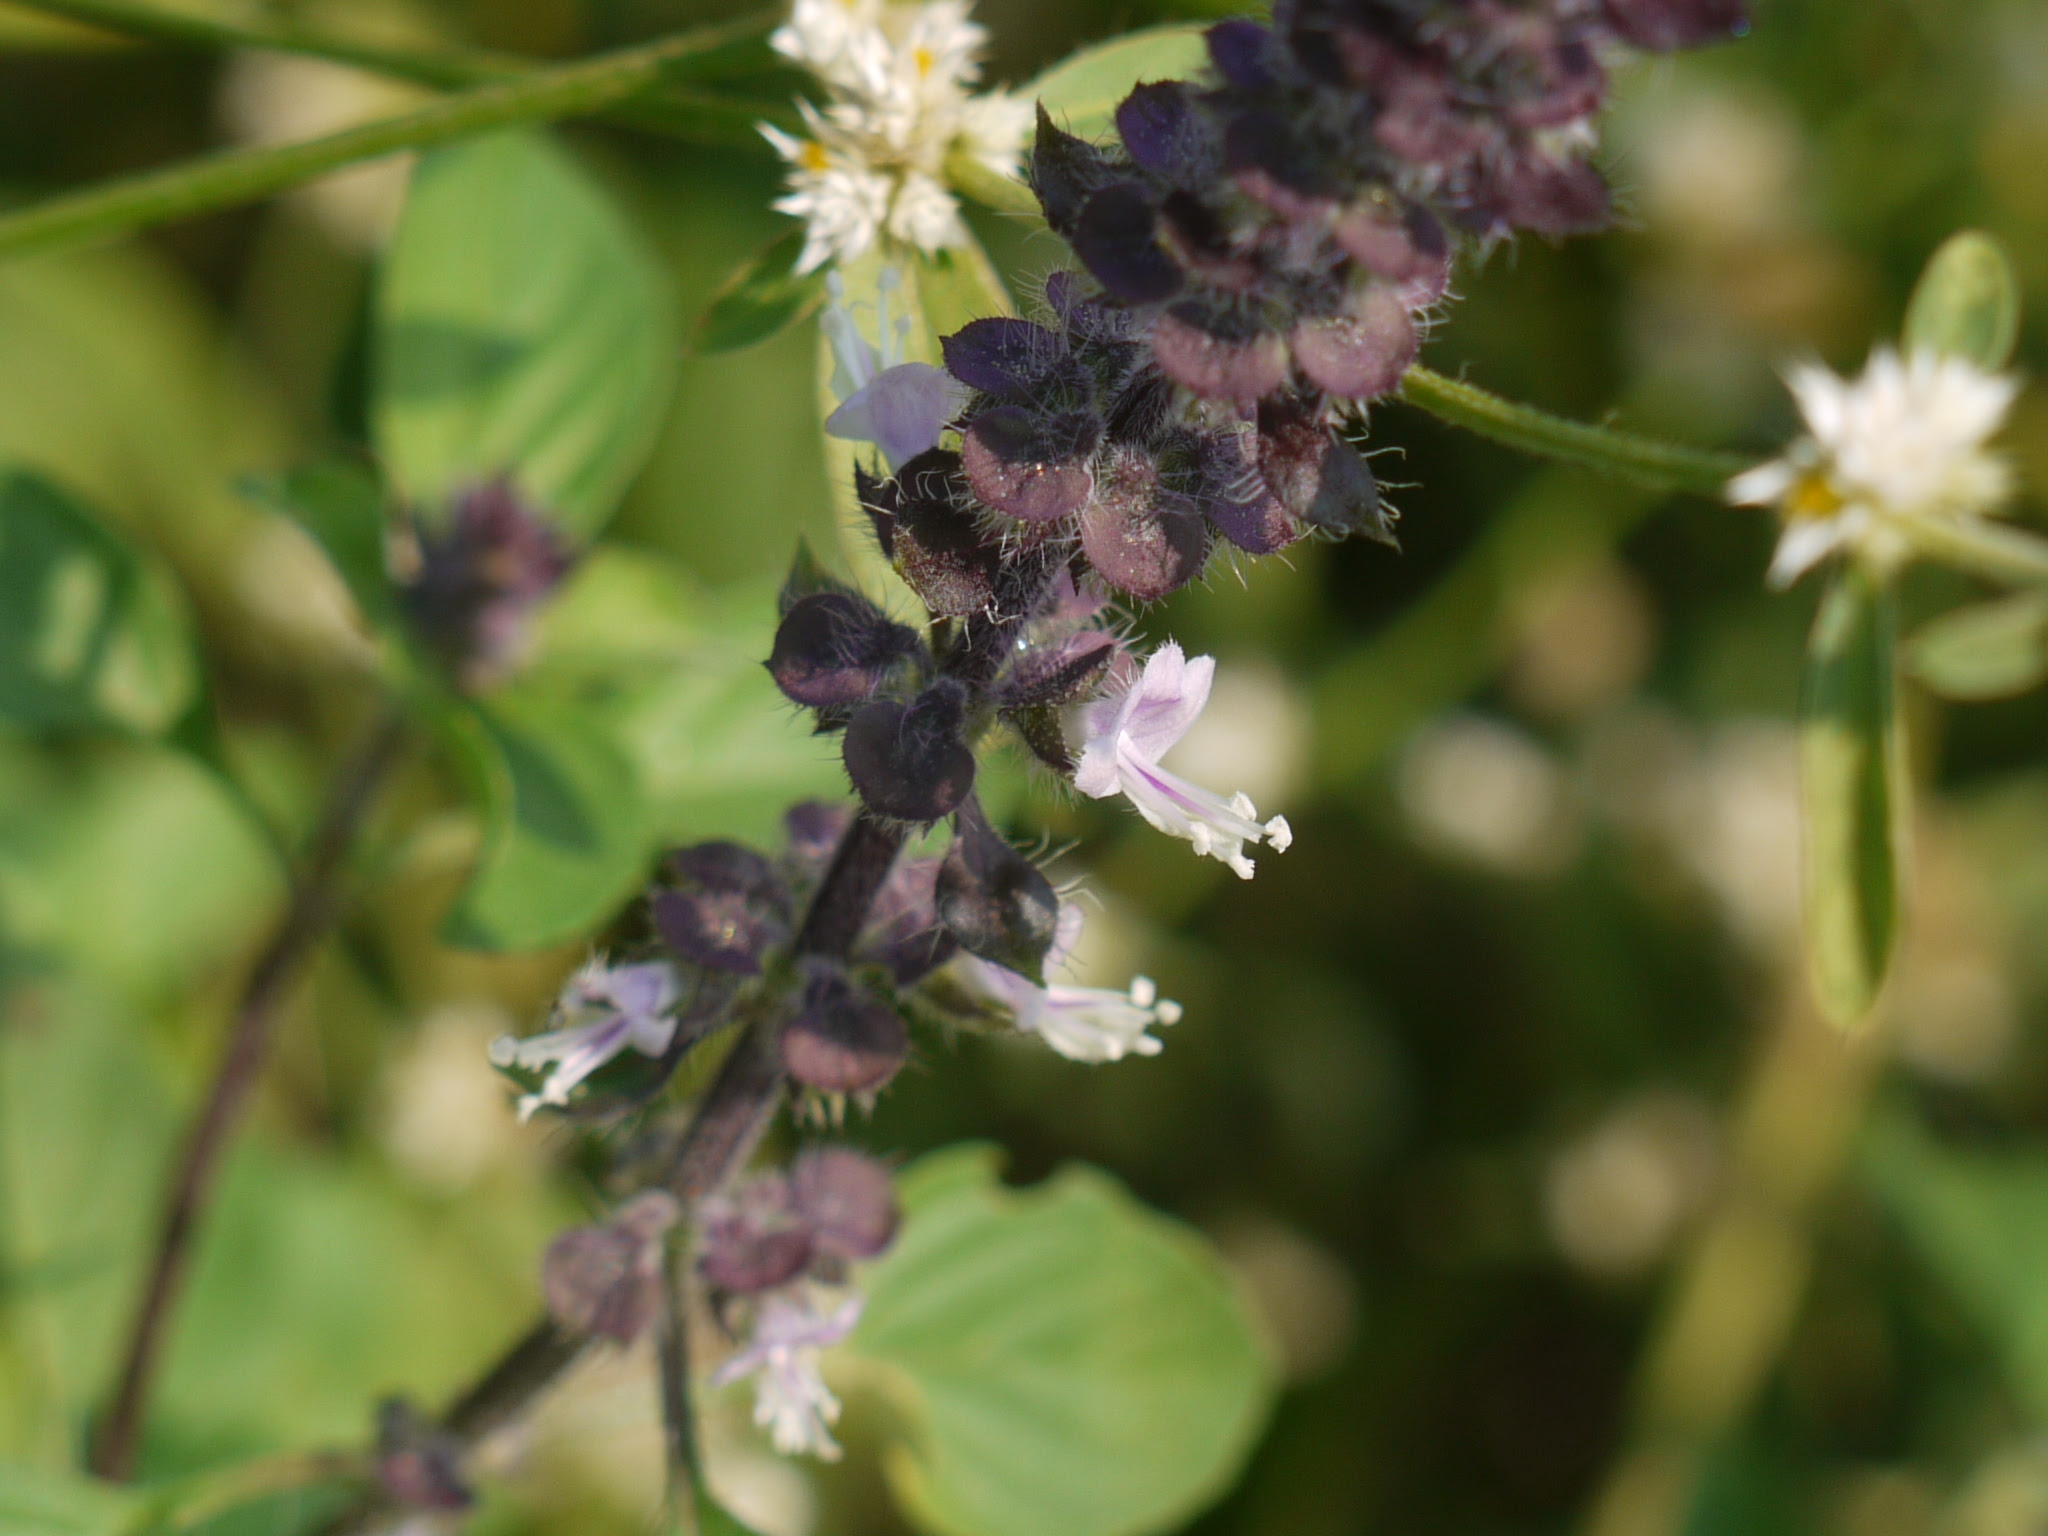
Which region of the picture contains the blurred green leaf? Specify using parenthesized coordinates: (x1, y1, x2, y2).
(692, 1489, 769, 1536)
(1903, 231, 2019, 369)
(1799, 564, 1902, 1028)
(1907, 590, 2048, 700)
(1027, 25, 1210, 142)
(0, 470, 197, 736)
(375, 130, 676, 540)
(442, 693, 649, 950)
(910, 235, 1014, 337)
(847, 1145, 1276, 1536)
(1861, 1108, 2048, 1422)
(0, 1462, 139, 1536)
(239, 464, 392, 627)
(524, 548, 845, 848)
(692, 226, 827, 356)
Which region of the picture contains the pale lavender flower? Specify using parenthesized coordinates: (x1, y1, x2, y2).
(489, 959, 682, 1121)
(820, 269, 969, 469)
(711, 1290, 865, 1460)
(1074, 642, 1293, 879)
(956, 902, 1181, 1063)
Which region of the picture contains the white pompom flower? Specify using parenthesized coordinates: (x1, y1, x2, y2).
(1728, 347, 2019, 589)
(763, 0, 1030, 273)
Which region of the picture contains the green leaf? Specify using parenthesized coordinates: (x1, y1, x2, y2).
(692, 226, 828, 356)
(1799, 565, 1903, 1028)
(1860, 1108, 2048, 1422)
(1907, 589, 2048, 700)
(522, 548, 846, 849)
(374, 130, 676, 540)
(692, 1489, 770, 1536)
(239, 463, 393, 626)
(0, 470, 197, 736)
(847, 1145, 1276, 1536)
(0, 1463, 139, 1536)
(909, 235, 1014, 338)
(1027, 25, 1211, 143)
(1903, 231, 2020, 369)
(442, 693, 650, 950)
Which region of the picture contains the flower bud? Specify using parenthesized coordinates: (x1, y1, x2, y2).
(883, 450, 1005, 618)
(856, 853, 957, 984)
(842, 680, 977, 823)
(769, 591, 920, 708)
(1150, 308, 1290, 402)
(698, 1174, 814, 1295)
(780, 964, 910, 1095)
(791, 1146, 899, 1262)
(1079, 446, 1211, 601)
(936, 797, 1060, 981)
(961, 406, 1100, 522)
(1073, 184, 1184, 305)
(541, 1190, 680, 1344)
(1289, 288, 1417, 400)
(995, 629, 1118, 709)
(1257, 398, 1389, 541)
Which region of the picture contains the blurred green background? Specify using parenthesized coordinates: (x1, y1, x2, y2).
(5, 1, 2048, 1534)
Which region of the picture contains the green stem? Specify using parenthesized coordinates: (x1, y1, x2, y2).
(2, 0, 777, 90)
(1398, 364, 1751, 497)
(0, 14, 779, 261)
(1895, 514, 2048, 587)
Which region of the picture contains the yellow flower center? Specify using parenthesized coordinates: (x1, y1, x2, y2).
(800, 141, 831, 172)
(914, 45, 934, 77)
(1785, 471, 1846, 522)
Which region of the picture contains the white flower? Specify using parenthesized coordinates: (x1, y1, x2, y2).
(488, 959, 681, 1121)
(1075, 643, 1295, 879)
(1727, 347, 2018, 588)
(956, 902, 1182, 1063)
(761, 0, 1029, 272)
(711, 1290, 865, 1460)
(819, 268, 970, 468)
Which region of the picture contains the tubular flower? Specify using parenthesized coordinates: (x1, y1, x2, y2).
(488, 959, 682, 1121)
(821, 268, 971, 469)
(1728, 347, 2019, 588)
(711, 1290, 865, 1460)
(765, 0, 1031, 273)
(1075, 642, 1293, 879)
(956, 902, 1182, 1063)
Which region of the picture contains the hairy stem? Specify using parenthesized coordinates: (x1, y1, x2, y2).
(657, 1243, 704, 1533)
(0, 11, 780, 261)
(1398, 365, 1752, 497)
(92, 706, 409, 1481)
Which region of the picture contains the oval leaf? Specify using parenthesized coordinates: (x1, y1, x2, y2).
(1799, 565, 1904, 1029)
(241, 462, 394, 626)
(443, 693, 650, 951)
(1028, 26, 1211, 143)
(374, 131, 676, 540)
(847, 1145, 1276, 1536)
(693, 225, 829, 355)
(521, 549, 846, 849)
(1907, 589, 2048, 700)
(0, 469, 196, 735)
(1903, 231, 2020, 369)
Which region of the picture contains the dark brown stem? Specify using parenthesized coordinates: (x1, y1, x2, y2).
(359, 812, 908, 1500)
(91, 705, 409, 1481)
